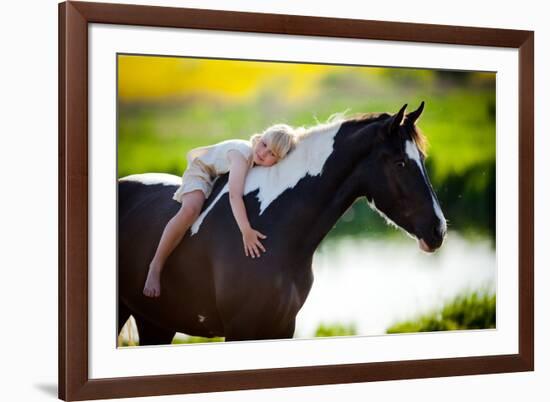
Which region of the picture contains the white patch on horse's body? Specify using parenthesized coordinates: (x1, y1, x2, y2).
(198, 314, 206, 323)
(404, 140, 447, 235)
(119, 173, 181, 187)
(190, 121, 343, 235)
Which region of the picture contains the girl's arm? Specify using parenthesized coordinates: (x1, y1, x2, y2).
(227, 150, 267, 258)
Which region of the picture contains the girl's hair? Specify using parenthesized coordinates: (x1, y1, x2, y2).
(250, 124, 298, 160)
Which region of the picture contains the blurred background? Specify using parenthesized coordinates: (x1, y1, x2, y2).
(117, 54, 496, 346)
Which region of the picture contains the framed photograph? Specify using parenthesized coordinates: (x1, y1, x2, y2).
(59, 1, 534, 400)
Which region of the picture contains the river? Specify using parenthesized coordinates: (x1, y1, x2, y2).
(295, 232, 496, 337)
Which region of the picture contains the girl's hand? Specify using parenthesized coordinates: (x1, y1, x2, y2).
(242, 227, 267, 258)
(226, 151, 266, 258)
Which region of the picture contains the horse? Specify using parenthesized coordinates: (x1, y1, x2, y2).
(118, 102, 447, 344)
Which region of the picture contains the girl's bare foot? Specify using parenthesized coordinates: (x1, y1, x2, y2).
(143, 266, 162, 298)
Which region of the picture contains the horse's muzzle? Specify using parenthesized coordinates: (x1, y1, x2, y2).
(417, 223, 446, 252)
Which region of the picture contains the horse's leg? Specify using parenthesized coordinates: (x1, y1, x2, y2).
(224, 316, 296, 342)
(134, 315, 176, 346)
(272, 319, 296, 340)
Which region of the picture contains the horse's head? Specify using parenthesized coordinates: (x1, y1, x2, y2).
(357, 102, 447, 252)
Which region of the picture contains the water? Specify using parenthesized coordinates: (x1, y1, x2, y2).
(295, 232, 496, 337)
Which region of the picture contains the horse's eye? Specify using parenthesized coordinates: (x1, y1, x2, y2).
(395, 160, 406, 168)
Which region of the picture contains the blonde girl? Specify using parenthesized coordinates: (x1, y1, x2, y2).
(143, 124, 298, 298)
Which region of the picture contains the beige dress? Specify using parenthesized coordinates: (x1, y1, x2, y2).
(172, 139, 254, 202)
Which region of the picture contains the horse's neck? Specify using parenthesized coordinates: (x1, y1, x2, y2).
(288, 125, 374, 254)
(299, 161, 364, 253)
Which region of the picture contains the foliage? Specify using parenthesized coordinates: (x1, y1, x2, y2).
(386, 291, 496, 334)
(117, 335, 224, 347)
(118, 339, 137, 347)
(314, 322, 357, 337)
(172, 336, 224, 344)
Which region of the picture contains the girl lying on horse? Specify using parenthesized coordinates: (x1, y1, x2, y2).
(143, 125, 298, 297)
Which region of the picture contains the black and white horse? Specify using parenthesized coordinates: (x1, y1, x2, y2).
(118, 103, 446, 344)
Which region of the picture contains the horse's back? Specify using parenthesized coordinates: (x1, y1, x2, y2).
(118, 174, 183, 299)
(119, 173, 180, 217)
(117, 174, 224, 335)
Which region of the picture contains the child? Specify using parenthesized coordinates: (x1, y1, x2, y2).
(143, 124, 298, 297)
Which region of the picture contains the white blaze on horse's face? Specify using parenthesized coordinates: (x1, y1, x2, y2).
(404, 140, 447, 237)
(190, 121, 343, 235)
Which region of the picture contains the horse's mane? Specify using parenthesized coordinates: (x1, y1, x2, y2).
(346, 112, 428, 157)
(292, 111, 428, 157)
(409, 125, 428, 157)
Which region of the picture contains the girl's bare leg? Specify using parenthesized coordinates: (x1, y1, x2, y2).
(143, 190, 205, 297)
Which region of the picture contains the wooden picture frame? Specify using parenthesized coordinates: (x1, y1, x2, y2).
(59, 1, 534, 400)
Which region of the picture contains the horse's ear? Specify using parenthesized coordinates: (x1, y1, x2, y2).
(387, 104, 407, 134)
(405, 101, 425, 126)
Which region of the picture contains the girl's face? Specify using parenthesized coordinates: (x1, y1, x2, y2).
(253, 138, 279, 167)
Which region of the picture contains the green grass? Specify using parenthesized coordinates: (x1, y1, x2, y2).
(118, 336, 224, 347)
(386, 291, 496, 334)
(314, 322, 357, 337)
(172, 336, 224, 344)
(117, 87, 495, 181)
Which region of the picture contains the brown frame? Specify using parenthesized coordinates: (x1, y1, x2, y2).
(59, 1, 534, 400)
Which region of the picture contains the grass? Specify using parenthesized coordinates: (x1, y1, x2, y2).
(172, 336, 224, 344)
(118, 322, 359, 346)
(117, 81, 495, 182)
(117, 335, 224, 347)
(386, 291, 496, 334)
(314, 322, 357, 337)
